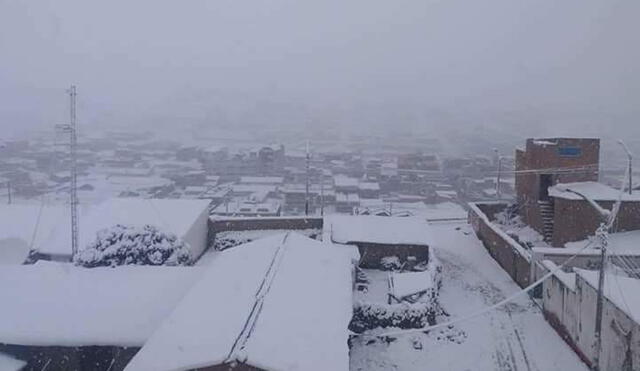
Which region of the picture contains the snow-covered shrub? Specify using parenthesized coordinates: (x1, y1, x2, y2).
(380, 256, 402, 271)
(75, 224, 192, 267)
(349, 301, 436, 333)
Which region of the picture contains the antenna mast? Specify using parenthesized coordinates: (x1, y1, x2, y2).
(68, 85, 79, 259)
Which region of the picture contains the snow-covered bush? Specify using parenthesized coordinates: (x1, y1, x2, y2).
(75, 224, 192, 267)
(349, 301, 436, 333)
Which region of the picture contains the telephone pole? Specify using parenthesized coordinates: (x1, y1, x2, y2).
(592, 223, 608, 371)
(305, 140, 310, 216)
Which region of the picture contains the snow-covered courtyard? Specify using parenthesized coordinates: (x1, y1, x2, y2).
(350, 222, 589, 371)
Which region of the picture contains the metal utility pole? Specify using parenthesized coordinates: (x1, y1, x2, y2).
(592, 223, 608, 371)
(305, 140, 310, 216)
(58, 85, 80, 259)
(320, 174, 324, 216)
(494, 148, 502, 200)
(618, 140, 633, 195)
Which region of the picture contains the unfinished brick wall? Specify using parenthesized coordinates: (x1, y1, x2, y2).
(552, 199, 640, 246)
(515, 138, 600, 236)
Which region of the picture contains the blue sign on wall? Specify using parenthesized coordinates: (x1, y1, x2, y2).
(558, 147, 582, 157)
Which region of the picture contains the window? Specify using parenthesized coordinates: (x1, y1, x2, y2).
(558, 147, 582, 157)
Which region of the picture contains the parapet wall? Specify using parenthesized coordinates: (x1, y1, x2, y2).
(468, 202, 532, 288)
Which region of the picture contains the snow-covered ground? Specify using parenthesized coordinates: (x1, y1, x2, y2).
(493, 210, 549, 249)
(350, 222, 588, 371)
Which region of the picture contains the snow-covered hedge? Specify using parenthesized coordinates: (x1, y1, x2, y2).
(75, 224, 192, 267)
(349, 301, 436, 333)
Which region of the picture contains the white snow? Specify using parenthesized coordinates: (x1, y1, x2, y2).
(566, 230, 640, 254)
(576, 269, 640, 324)
(126, 232, 353, 371)
(43, 198, 211, 258)
(0, 238, 30, 265)
(549, 181, 640, 201)
(0, 204, 75, 260)
(0, 263, 201, 347)
(326, 215, 434, 246)
(350, 222, 588, 371)
(390, 270, 434, 299)
(0, 352, 26, 371)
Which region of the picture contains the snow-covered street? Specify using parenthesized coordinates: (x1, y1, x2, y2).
(350, 222, 589, 371)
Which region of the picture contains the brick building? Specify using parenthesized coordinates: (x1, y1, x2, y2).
(515, 138, 640, 246)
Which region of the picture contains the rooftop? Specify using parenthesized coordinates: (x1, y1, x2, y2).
(326, 215, 433, 246)
(549, 181, 640, 201)
(0, 263, 201, 347)
(125, 233, 353, 371)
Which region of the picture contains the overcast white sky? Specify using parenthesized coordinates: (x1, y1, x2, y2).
(1, 0, 639, 137)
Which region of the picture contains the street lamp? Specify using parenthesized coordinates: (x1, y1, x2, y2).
(618, 140, 633, 195)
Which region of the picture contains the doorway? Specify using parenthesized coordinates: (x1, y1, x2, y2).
(539, 174, 553, 200)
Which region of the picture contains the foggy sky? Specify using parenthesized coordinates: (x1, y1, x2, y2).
(1, 0, 639, 137)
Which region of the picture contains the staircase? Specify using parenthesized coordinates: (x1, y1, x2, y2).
(538, 200, 554, 243)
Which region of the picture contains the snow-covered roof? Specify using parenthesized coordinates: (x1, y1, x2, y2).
(42, 198, 211, 257)
(334, 175, 359, 188)
(0, 263, 201, 347)
(326, 215, 434, 246)
(565, 230, 640, 254)
(0, 352, 26, 371)
(336, 192, 360, 203)
(359, 182, 380, 191)
(0, 204, 76, 260)
(239, 176, 284, 184)
(231, 184, 278, 194)
(549, 181, 640, 201)
(577, 269, 640, 323)
(126, 232, 353, 371)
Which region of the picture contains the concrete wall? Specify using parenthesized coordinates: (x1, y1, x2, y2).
(0, 344, 139, 371)
(210, 217, 323, 233)
(183, 206, 211, 260)
(195, 363, 264, 371)
(542, 265, 640, 370)
(353, 242, 429, 269)
(468, 202, 532, 288)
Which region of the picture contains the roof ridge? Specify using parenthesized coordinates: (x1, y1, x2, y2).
(225, 232, 291, 365)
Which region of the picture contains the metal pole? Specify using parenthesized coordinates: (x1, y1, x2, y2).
(6, 181, 11, 204)
(320, 176, 324, 216)
(629, 156, 633, 195)
(69, 85, 79, 259)
(305, 141, 310, 216)
(592, 223, 608, 371)
(494, 149, 502, 200)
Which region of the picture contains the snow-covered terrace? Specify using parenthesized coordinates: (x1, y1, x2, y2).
(126, 232, 354, 371)
(36, 198, 211, 260)
(325, 215, 434, 246)
(549, 181, 640, 201)
(0, 263, 201, 347)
